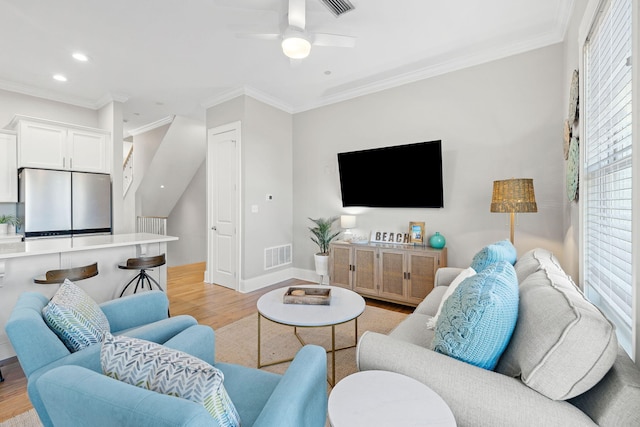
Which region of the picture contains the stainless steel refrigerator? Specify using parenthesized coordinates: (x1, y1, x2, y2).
(18, 168, 112, 238)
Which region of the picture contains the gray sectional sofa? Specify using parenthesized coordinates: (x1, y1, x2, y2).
(356, 248, 640, 427)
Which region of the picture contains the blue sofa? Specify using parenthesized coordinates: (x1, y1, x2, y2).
(5, 290, 198, 427)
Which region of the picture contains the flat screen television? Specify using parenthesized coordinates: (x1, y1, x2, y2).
(337, 140, 444, 208)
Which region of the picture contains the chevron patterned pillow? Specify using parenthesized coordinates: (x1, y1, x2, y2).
(42, 279, 110, 352)
(101, 333, 241, 427)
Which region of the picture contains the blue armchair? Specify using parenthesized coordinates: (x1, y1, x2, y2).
(35, 326, 328, 427)
(5, 290, 198, 427)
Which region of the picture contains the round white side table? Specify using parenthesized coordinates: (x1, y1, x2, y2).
(328, 370, 456, 427)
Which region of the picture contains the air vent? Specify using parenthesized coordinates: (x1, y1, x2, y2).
(319, 0, 355, 17)
(264, 244, 292, 270)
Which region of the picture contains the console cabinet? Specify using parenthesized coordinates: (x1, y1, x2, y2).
(329, 242, 447, 306)
(10, 116, 110, 174)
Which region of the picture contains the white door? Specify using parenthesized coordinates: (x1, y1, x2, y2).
(206, 122, 240, 289)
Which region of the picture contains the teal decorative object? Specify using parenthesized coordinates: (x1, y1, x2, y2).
(429, 232, 446, 249)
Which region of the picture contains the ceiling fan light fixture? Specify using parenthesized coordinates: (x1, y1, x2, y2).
(282, 36, 311, 59)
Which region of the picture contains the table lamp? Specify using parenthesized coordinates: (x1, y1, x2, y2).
(490, 178, 537, 244)
(340, 215, 357, 239)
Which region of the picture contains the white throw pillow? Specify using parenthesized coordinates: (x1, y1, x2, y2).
(101, 333, 241, 427)
(42, 279, 110, 352)
(426, 267, 476, 329)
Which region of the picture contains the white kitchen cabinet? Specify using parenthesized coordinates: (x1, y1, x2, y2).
(11, 116, 110, 174)
(0, 130, 17, 202)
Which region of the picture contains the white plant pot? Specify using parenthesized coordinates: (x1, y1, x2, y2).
(314, 253, 329, 277)
(0, 224, 8, 235)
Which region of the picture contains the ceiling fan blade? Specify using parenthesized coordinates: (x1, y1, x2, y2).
(236, 33, 281, 41)
(312, 33, 356, 48)
(288, 0, 306, 30)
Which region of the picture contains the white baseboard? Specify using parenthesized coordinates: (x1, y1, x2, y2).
(238, 267, 328, 293)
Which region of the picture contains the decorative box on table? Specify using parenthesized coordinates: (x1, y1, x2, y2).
(283, 287, 331, 305)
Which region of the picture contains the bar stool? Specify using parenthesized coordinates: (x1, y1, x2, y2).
(118, 254, 166, 297)
(34, 262, 99, 284)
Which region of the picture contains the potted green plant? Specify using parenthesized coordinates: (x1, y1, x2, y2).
(0, 214, 20, 235)
(308, 216, 340, 280)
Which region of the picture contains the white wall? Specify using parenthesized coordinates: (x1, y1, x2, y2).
(561, 1, 588, 283)
(0, 89, 99, 129)
(292, 44, 565, 270)
(129, 123, 169, 227)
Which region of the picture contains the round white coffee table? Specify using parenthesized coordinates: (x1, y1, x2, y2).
(328, 370, 457, 427)
(256, 285, 365, 385)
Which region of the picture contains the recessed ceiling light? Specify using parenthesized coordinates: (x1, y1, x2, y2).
(160, 185, 165, 189)
(53, 74, 67, 82)
(72, 52, 89, 62)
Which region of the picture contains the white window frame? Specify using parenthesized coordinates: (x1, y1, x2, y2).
(578, 0, 639, 362)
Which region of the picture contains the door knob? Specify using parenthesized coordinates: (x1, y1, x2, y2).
(212, 226, 217, 231)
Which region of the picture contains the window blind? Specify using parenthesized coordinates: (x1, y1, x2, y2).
(583, 0, 633, 355)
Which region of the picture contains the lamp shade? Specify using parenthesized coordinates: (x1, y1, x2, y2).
(490, 179, 537, 213)
(340, 215, 356, 229)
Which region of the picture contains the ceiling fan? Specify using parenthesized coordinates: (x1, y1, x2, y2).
(237, 0, 356, 59)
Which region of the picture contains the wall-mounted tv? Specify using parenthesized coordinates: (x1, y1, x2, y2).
(337, 140, 444, 208)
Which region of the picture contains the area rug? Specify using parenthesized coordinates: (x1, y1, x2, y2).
(0, 409, 41, 427)
(215, 305, 407, 387)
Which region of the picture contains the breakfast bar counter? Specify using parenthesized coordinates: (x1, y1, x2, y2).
(0, 233, 178, 360)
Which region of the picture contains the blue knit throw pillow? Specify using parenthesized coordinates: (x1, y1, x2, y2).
(431, 261, 519, 370)
(470, 240, 517, 272)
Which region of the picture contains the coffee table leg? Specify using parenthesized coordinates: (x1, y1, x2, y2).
(355, 317, 358, 346)
(331, 324, 336, 387)
(257, 313, 262, 368)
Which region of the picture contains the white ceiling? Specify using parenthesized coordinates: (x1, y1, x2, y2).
(0, 0, 574, 135)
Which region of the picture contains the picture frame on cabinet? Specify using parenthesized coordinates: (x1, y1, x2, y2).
(409, 221, 425, 244)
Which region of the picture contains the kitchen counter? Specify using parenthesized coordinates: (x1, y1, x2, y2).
(0, 233, 22, 244)
(0, 232, 178, 361)
(0, 233, 177, 259)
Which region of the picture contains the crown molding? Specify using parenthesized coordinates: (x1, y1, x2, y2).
(127, 115, 175, 136)
(0, 78, 98, 110)
(200, 85, 294, 114)
(95, 92, 130, 109)
(0, 78, 130, 112)
(294, 29, 567, 113)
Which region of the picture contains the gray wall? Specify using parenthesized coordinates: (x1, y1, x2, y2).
(292, 44, 565, 270)
(167, 161, 207, 267)
(206, 95, 293, 281)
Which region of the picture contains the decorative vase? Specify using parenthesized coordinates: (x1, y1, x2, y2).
(0, 224, 8, 235)
(429, 232, 446, 249)
(314, 253, 329, 276)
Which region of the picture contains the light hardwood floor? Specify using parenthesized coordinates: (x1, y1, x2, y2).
(0, 262, 411, 422)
